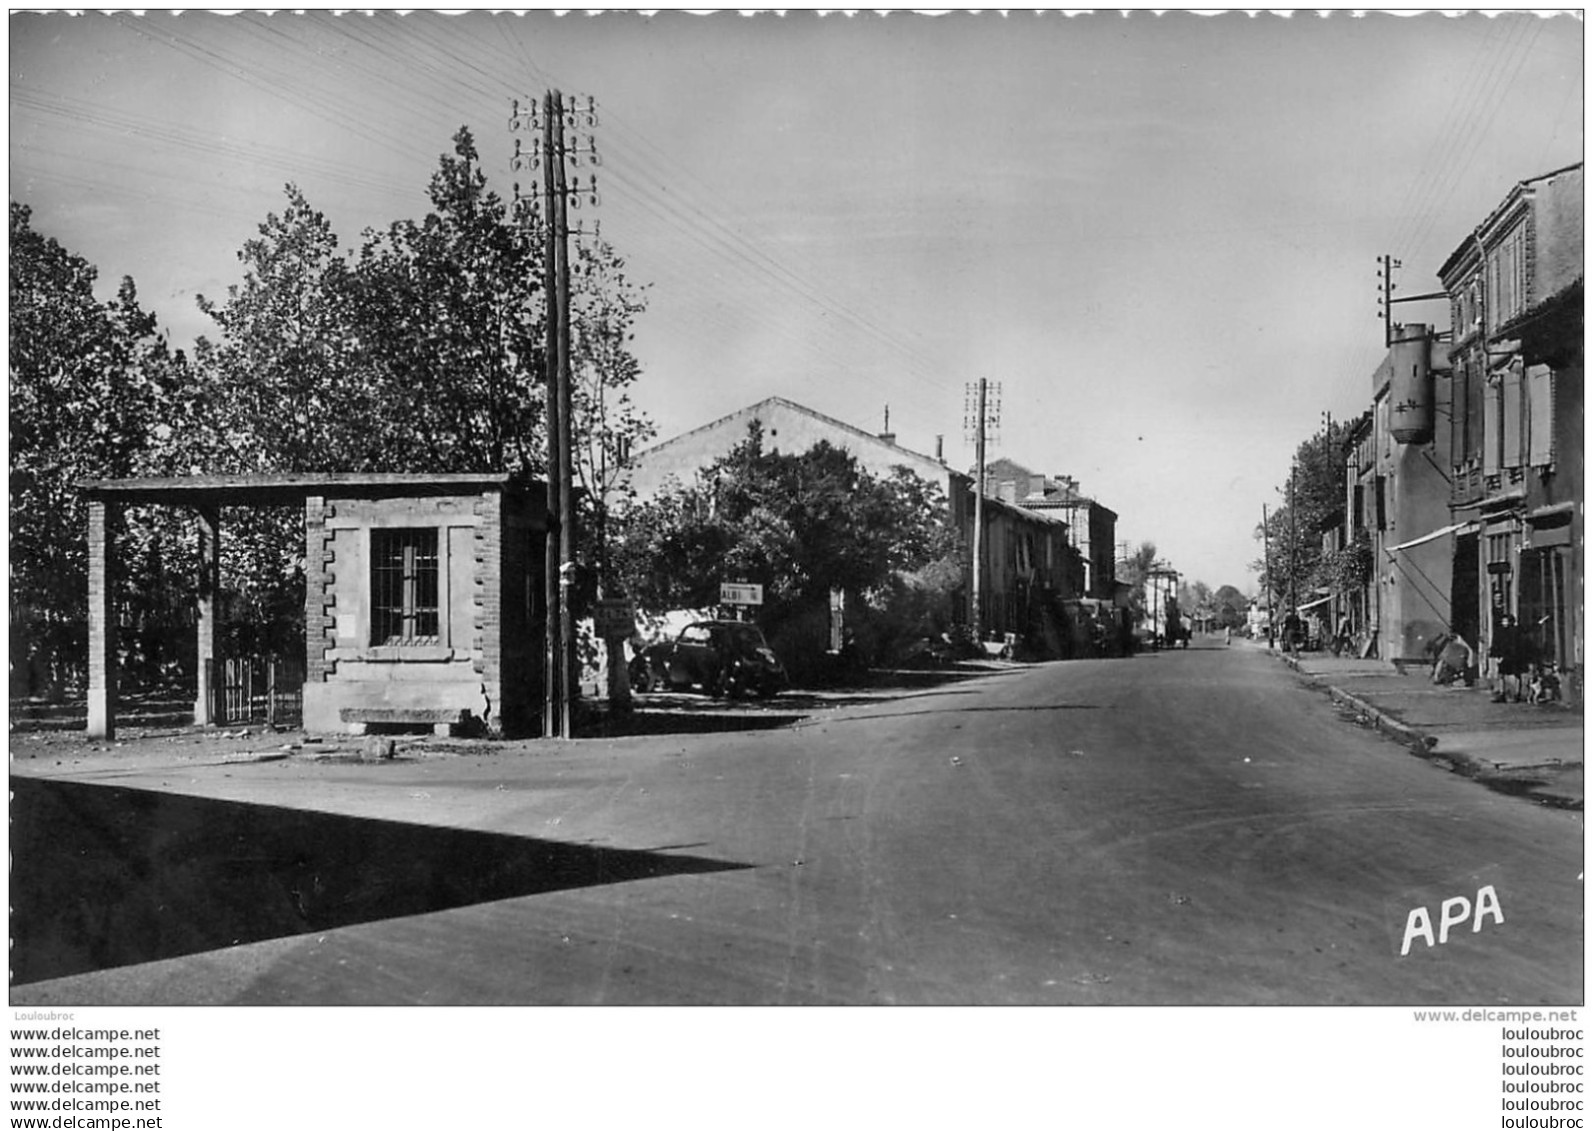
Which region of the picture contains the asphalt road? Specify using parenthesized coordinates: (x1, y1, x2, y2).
(10, 642, 1583, 1005)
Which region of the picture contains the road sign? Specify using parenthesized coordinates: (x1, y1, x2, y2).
(720, 582, 763, 606)
(594, 597, 635, 638)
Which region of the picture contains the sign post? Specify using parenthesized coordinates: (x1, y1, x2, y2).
(595, 597, 636, 640)
(720, 582, 763, 621)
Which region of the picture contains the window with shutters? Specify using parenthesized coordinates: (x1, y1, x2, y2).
(1483, 374, 1502, 476)
(1466, 353, 1486, 461)
(1527, 364, 1555, 467)
(371, 528, 440, 645)
(1502, 361, 1524, 469)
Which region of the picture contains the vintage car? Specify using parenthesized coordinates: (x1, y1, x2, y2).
(629, 620, 788, 698)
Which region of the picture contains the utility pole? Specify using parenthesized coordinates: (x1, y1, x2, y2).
(1263, 503, 1275, 648)
(512, 90, 600, 738)
(1378, 252, 1447, 350)
(1378, 253, 1400, 350)
(552, 94, 576, 739)
(1288, 465, 1298, 620)
(540, 96, 562, 738)
(965, 379, 1001, 644)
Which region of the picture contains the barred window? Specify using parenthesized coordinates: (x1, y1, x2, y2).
(371, 528, 440, 645)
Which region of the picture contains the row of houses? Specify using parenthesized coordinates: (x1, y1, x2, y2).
(1320, 163, 1582, 699)
(626, 396, 1128, 658)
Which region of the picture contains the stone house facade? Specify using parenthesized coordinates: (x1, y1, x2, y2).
(1341, 324, 1457, 664)
(1437, 162, 1582, 697)
(983, 458, 1119, 600)
(82, 473, 548, 739)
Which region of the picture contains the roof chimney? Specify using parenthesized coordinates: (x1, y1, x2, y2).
(935, 435, 945, 464)
(877, 404, 895, 446)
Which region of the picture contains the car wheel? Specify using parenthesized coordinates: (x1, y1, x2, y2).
(631, 664, 655, 694)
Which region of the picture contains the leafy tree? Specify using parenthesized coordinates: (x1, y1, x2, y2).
(567, 228, 653, 588)
(613, 423, 960, 672)
(11, 126, 653, 692)
(1116, 540, 1159, 625)
(1212, 584, 1249, 629)
(1315, 529, 1374, 599)
(1179, 579, 1214, 618)
(191, 183, 368, 652)
(9, 203, 194, 691)
(194, 185, 361, 474)
(1253, 421, 1349, 609)
(348, 128, 546, 474)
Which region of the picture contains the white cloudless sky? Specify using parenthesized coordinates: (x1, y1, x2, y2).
(9, 10, 1584, 589)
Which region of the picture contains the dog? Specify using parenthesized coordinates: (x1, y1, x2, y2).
(1528, 662, 1562, 705)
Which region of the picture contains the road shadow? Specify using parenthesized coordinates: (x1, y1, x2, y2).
(578, 663, 1016, 738)
(9, 777, 748, 985)
(576, 705, 807, 738)
(794, 701, 1103, 728)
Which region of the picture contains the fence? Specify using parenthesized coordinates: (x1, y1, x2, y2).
(208, 655, 303, 727)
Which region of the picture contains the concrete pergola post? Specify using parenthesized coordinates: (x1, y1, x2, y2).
(194, 505, 220, 726)
(86, 498, 118, 739)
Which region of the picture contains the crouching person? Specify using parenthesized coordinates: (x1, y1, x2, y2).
(1430, 632, 1476, 687)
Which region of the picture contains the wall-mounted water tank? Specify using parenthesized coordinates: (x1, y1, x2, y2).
(1389, 323, 1433, 445)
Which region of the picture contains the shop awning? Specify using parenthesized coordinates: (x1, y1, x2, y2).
(1295, 595, 1333, 613)
(1384, 522, 1476, 553)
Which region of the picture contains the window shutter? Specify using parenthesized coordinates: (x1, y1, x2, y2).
(1483, 375, 1501, 475)
(1527, 364, 1555, 467)
(1502, 362, 1523, 468)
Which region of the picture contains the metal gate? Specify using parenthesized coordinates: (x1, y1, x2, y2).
(208, 655, 303, 727)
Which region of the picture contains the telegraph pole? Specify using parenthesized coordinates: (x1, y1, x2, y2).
(512, 90, 600, 737)
(539, 95, 562, 737)
(551, 94, 577, 739)
(1263, 503, 1275, 648)
(1378, 253, 1400, 349)
(1378, 252, 1446, 350)
(965, 379, 1001, 644)
(972, 379, 986, 643)
(1288, 466, 1297, 620)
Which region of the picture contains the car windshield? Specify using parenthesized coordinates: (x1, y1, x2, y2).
(727, 625, 768, 648)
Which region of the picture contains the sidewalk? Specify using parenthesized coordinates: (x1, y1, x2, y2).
(1265, 643, 1584, 809)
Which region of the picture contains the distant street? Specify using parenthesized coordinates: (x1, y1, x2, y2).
(11, 641, 1583, 1006)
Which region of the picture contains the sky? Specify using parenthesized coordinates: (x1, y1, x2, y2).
(8, 10, 1585, 592)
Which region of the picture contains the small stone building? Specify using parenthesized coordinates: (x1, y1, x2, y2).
(81, 473, 549, 739)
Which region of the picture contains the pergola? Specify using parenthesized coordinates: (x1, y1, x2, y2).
(79, 472, 537, 739)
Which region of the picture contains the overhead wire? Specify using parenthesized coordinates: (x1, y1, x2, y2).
(434, 16, 968, 394)
(1337, 15, 1559, 412)
(272, 11, 968, 410)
